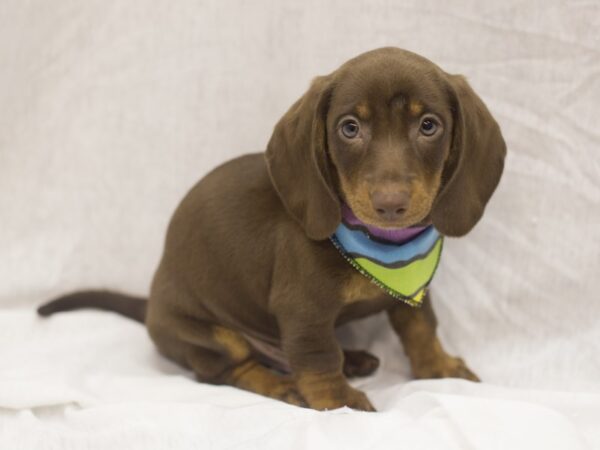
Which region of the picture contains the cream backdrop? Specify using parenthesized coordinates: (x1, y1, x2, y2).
(1, 1, 599, 449)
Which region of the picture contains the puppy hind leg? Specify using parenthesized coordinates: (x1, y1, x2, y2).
(183, 348, 306, 407)
(164, 321, 306, 407)
(342, 349, 380, 378)
(220, 359, 306, 407)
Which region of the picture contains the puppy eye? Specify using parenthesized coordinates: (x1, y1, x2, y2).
(340, 120, 360, 139)
(420, 118, 438, 136)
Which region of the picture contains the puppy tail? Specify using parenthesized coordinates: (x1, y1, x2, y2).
(37, 290, 147, 323)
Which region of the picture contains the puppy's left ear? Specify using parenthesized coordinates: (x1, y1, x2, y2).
(432, 75, 507, 236)
(265, 75, 341, 240)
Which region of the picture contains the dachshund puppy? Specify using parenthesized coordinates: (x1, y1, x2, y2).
(38, 47, 506, 411)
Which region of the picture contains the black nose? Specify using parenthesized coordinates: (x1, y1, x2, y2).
(371, 190, 410, 221)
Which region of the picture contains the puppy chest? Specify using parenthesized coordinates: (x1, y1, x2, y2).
(341, 273, 387, 304)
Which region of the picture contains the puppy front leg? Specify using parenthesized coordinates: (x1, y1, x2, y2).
(278, 317, 375, 411)
(387, 293, 480, 381)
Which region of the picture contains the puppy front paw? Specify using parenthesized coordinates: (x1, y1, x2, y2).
(297, 372, 376, 411)
(309, 385, 376, 412)
(270, 379, 308, 407)
(413, 355, 480, 382)
(339, 386, 376, 411)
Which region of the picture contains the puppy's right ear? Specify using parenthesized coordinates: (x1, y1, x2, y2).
(265, 75, 341, 240)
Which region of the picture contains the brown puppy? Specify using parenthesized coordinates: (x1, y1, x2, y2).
(38, 47, 506, 411)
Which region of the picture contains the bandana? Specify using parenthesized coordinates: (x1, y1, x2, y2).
(330, 208, 443, 307)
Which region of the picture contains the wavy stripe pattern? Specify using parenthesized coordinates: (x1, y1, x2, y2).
(331, 223, 443, 305)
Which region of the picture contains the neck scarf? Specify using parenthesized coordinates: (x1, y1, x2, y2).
(330, 207, 443, 307)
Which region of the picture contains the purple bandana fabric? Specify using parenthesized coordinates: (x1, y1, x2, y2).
(340, 204, 427, 244)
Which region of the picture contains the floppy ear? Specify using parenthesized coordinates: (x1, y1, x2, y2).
(265, 75, 341, 240)
(431, 75, 507, 237)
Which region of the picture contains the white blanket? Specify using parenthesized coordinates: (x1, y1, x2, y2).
(1, 1, 599, 449)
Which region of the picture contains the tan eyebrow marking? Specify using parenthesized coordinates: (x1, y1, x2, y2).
(409, 100, 424, 116)
(355, 102, 371, 120)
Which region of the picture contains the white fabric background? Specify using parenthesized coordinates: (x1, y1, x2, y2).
(1, 1, 599, 448)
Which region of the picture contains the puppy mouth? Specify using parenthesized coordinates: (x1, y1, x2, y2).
(343, 202, 428, 228)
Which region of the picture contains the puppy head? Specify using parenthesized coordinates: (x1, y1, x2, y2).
(266, 47, 506, 240)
